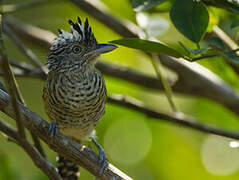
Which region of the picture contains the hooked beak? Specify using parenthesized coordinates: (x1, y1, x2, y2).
(85, 43, 118, 59)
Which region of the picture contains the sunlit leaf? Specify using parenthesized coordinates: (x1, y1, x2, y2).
(170, 0, 209, 43)
(132, 0, 165, 12)
(110, 38, 183, 58)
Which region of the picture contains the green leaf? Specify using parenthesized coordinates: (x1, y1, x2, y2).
(207, 37, 227, 50)
(110, 38, 183, 58)
(179, 42, 209, 55)
(231, 19, 239, 28)
(132, 0, 165, 12)
(170, 0, 209, 43)
(221, 52, 239, 65)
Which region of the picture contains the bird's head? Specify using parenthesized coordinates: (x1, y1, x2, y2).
(46, 17, 117, 72)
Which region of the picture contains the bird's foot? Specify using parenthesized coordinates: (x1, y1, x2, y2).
(92, 138, 108, 177)
(48, 122, 58, 138)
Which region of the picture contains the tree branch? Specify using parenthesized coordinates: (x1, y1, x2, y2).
(0, 15, 26, 138)
(2, 23, 46, 157)
(0, 119, 61, 180)
(0, 119, 18, 140)
(5, 16, 239, 117)
(108, 94, 239, 139)
(203, 0, 239, 14)
(0, 15, 57, 179)
(70, 0, 144, 38)
(211, 25, 239, 74)
(0, 89, 132, 180)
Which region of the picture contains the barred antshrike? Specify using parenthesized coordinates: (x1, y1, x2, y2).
(43, 17, 117, 179)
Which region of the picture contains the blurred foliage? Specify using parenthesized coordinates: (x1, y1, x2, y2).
(1, 0, 239, 180)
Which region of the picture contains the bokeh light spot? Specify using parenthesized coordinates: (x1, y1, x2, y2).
(104, 118, 152, 165)
(201, 135, 239, 176)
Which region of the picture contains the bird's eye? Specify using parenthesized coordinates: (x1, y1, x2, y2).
(72, 46, 82, 54)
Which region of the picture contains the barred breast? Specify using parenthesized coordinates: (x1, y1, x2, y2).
(43, 69, 107, 141)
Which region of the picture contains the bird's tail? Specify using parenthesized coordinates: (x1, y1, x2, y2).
(56, 155, 79, 180)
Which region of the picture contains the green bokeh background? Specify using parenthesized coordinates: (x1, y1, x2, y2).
(1, 0, 239, 180)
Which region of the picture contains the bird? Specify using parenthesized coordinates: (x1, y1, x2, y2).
(42, 17, 117, 179)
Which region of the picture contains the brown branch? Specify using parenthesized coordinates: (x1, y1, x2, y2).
(0, 15, 26, 138)
(0, 89, 132, 180)
(108, 94, 239, 139)
(0, 120, 61, 180)
(3, 23, 47, 157)
(5, 16, 239, 117)
(211, 25, 239, 74)
(70, 0, 144, 38)
(9, 59, 36, 72)
(0, 15, 57, 179)
(7, 58, 169, 90)
(0, 119, 18, 140)
(8, 59, 47, 79)
(5, 16, 55, 48)
(203, 0, 239, 14)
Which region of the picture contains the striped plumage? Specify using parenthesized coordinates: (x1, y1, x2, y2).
(43, 17, 117, 179)
(44, 68, 107, 141)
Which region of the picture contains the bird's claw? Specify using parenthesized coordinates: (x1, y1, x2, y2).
(92, 138, 108, 177)
(49, 122, 58, 138)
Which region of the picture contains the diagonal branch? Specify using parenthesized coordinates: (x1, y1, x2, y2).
(70, 0, 144, 38)
(0, 89, 132, 180)
(0, 119, 61, 180)
(108, 94, 239, 139)
(0, 119, 18, 140)
(3, 23, 45, 73)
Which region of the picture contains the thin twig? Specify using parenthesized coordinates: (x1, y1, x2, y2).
(0, 118, 60, 180)
(0, 119, 18, 140)
(108, 94, 239, 139)
(0, 15, 26, 138)
(9, 59, 36, 72)
(5, 16, 55, 48)
(191, 48, 239, 61)
(203, 0, 239, 14)
(1, 23, 46, 157)
(3, 24, 45, 73)
(0, 64, 46, 157)
(151, 54, 177, 112)
(191, 53, 219, 61)
(211, 25, 239, 74)
(70, 0, 144, 38)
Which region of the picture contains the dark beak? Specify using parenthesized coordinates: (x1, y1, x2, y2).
(85, 43, 118, 58)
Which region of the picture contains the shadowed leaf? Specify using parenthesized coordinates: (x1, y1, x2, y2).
(170, 0, 209, 43)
